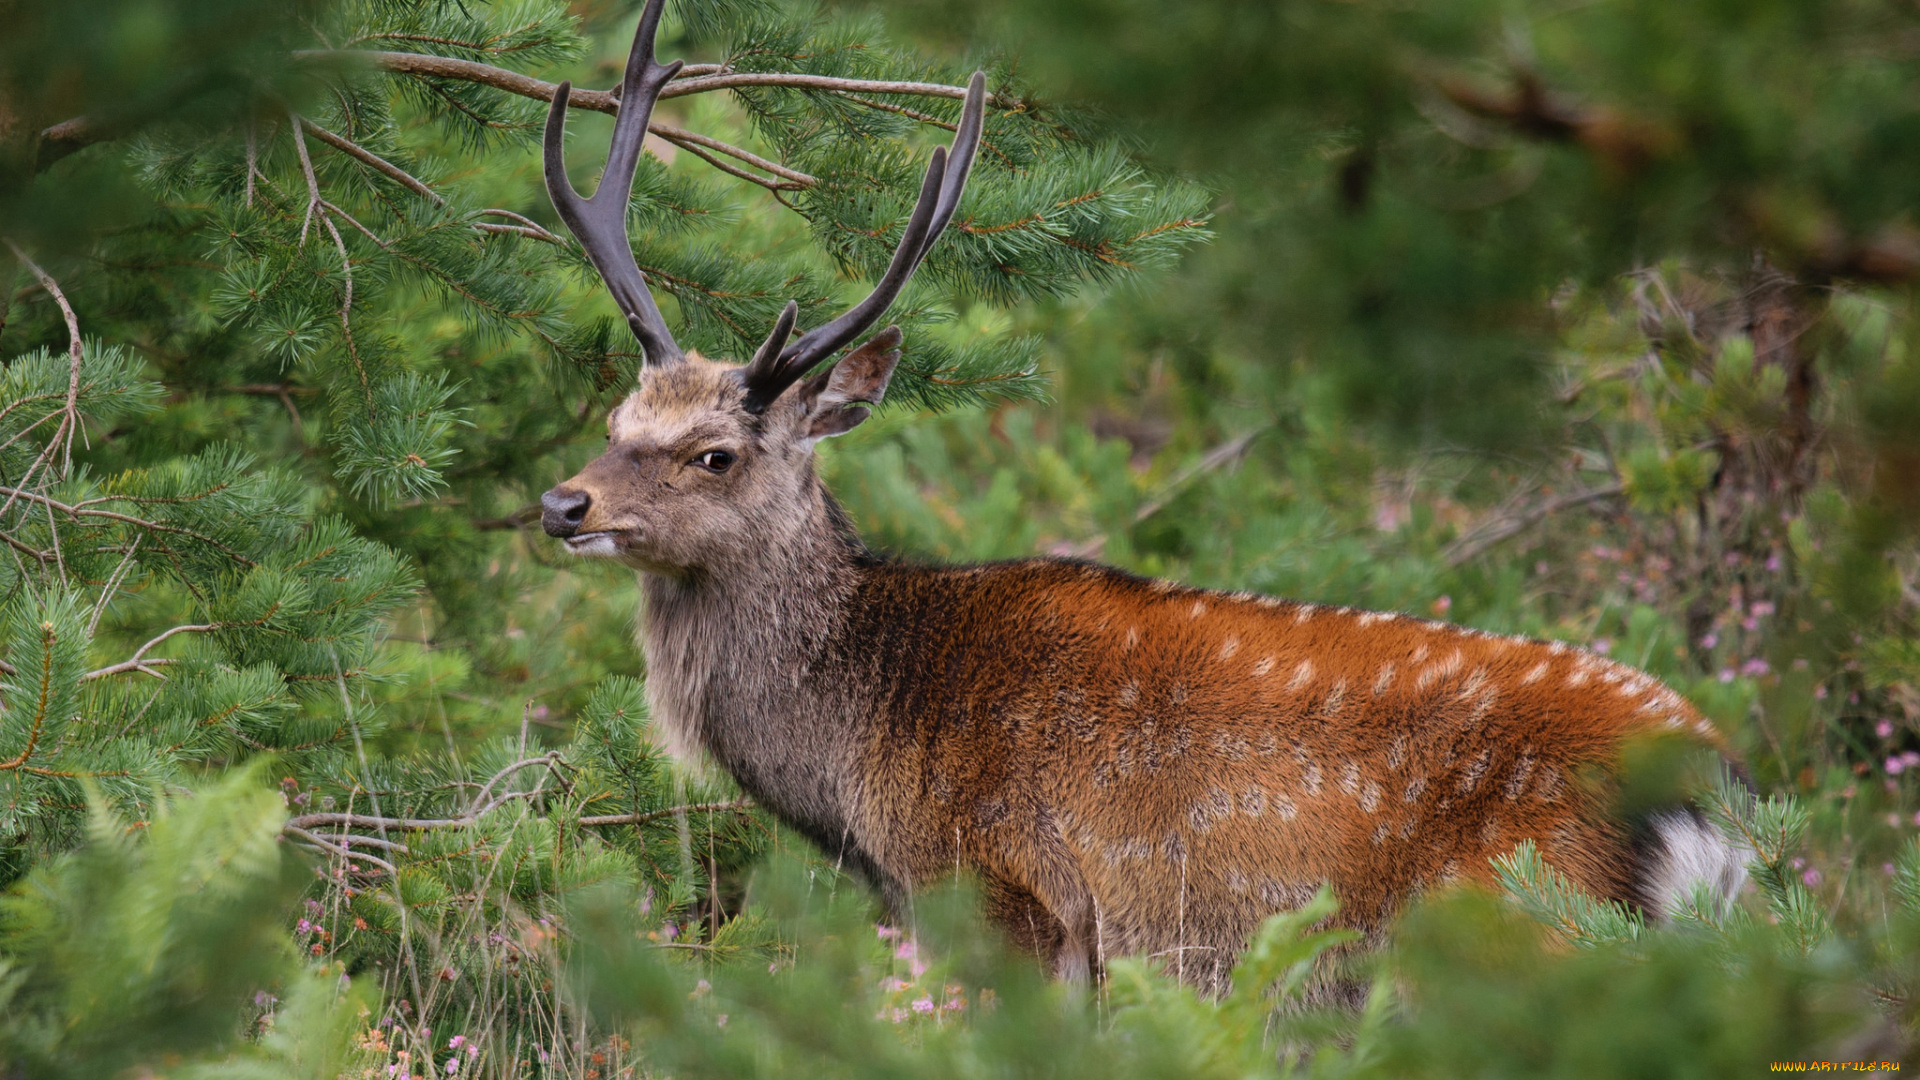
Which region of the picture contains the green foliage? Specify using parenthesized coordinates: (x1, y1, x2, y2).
(0, 765, 364, 1079)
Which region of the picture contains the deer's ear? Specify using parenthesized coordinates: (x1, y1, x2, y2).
(801, 326, 902, 440)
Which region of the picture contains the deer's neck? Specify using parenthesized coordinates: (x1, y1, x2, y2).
(636, 477, 872, 840)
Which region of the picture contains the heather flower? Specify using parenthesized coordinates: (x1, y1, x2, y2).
(1740, 658, 1769, 677)
(1878, 721, 1896, 739)
(911, 996, 935, 1014)
(1888, 756, 1906, 776)
(1801, 868, 1822, 887)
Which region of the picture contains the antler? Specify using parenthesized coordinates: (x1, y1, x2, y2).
(741, 70, 990, 413)
(543, 0, 684, 366)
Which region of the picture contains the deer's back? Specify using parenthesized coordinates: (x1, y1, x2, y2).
(837, 558, 1719, 959)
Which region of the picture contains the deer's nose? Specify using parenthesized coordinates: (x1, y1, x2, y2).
(541, 487, 591, 537)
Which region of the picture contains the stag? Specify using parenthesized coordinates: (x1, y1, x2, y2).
(538, 0, 1746, 992)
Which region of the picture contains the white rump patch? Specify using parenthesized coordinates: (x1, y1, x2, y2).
(1641, 811, 1751, 921)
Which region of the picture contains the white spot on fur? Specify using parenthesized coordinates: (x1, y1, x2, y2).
(1371, 822, 1391, 845)
(1252, 655, 1275, 678)
(1467, 687, 1499, 727)
(1119, 681, 1139, 706)
(1386, 734, 1408, 771)
(1360, 781, 1381, 813)
(1257, 595, 1285, 608)
(1457, 666, 1489, 700)
(1357, 610, 1393, 626)
(1273, 794, 1298, 821)
(1231, 591, 1256, 603)
(1503, 753, 1535, 800)
(1521, 660, 1550, 685)
(1339, 761, 1362, 796)
(1219, 636, 1240, 660)
(1322, 680, 1347, 718)
(1190, 600, 1208, 619)
(1151, 579, 1176, 593)
(1480, 818, 1502, 845)
(1288, 660, 1315, 692)
(1457, 749, 1491, 794)
(1294, 604, 1318, 624)
(1409, 643, 1431, 664)
(1240, 786, 1266, 816)
(1373, 663, 1397, 695)
(1303, 764, 1323, 796)
(1403, 776, 1427, 803)
(1415, 650, 1464, 692)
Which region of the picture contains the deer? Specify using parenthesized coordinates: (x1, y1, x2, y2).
(536, 0, 1748, 994)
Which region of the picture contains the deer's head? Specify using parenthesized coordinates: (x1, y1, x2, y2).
(537, 0, 985, 575)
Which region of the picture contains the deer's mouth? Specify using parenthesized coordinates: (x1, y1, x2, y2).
(562, 531, 621, 557)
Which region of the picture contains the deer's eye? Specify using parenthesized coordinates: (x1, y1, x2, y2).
(694, 450, 735, 472)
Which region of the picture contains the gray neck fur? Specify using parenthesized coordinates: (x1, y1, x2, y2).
(637, 472, 870, 843)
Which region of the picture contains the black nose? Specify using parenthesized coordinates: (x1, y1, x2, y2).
(541, 487, 591, 538)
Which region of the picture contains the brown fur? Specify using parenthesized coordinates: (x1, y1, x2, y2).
(544, 350, 1730, 993)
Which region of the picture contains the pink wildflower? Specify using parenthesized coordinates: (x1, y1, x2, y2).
(911, 996, 935, 1014)
(1740, 658, 1770, 677)
(1877, 721, 1896, 739)
(1593, 638, 1611, 656)
(1888, 757, 1906, 776)
(1801, 869, 1822, 887)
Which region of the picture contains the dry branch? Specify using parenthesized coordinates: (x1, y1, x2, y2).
(1442, 481, 1625, 567)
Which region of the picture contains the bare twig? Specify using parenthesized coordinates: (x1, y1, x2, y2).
(299, 50, 1008, 109)
(284, 796, 757, 834)
(288, 111, 372, 412)
(1, 240, 85, 485)
(287, 825, 402, 875)
(297, 116, 444, 204)
(1442, 481, 1626, 567)
(288, 109, 325, 245)
(578, 798, 756, 829)
(650, 122, 816, 186)
(1060, 429, 1267, 560)
(474, 209, 561, 244)
(86, 534, 142, 637)
(81, 622, 222, 681)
